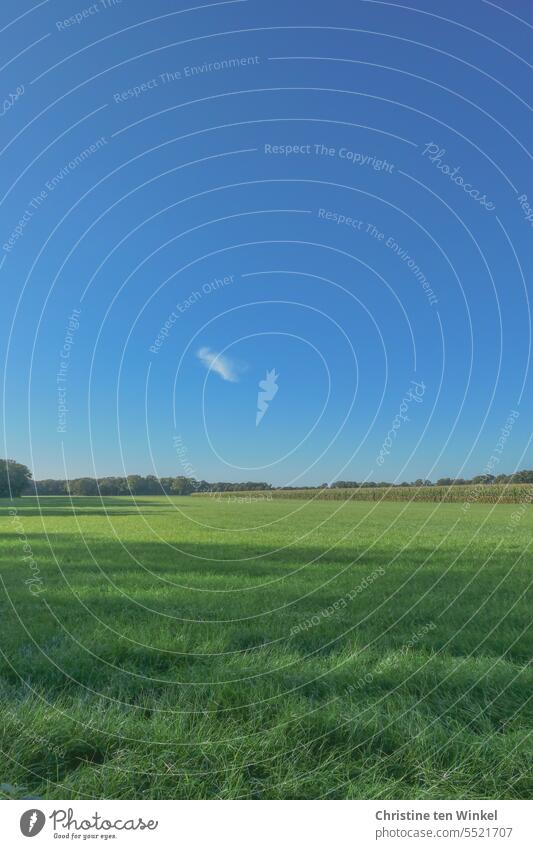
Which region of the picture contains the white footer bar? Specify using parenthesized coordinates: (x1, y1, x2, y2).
(3, 799, 531, 848)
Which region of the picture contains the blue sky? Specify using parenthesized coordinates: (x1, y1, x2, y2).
(1, 0, 531, 485)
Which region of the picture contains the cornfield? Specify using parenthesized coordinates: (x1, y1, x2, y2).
(192, 484, 533, 504)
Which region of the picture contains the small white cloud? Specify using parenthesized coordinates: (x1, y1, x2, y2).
(197, 346, 239, 382)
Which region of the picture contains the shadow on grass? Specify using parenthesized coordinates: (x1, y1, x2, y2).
(0, 496, 173, 517)
(0, 528, 433, 577)
(1, 531, 531, 670)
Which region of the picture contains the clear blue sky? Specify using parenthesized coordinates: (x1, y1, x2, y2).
(1, 0, 531, 485)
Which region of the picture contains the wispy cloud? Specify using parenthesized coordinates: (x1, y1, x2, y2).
(197, 347, 239, 382)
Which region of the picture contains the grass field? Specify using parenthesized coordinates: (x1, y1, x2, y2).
(1, 495, 532, 800)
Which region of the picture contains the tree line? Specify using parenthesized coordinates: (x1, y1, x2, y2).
(328, 471, 533, 487)
(24, 475, 271, 497)
(1, 458, 533, 499)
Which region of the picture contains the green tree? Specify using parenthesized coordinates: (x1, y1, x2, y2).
(68, 477, 98, 496)
(35, 479, 66, 495)
(0, 459, 32, 497)
(510, 470, 533, 483)
(170, 476, 195, 495)
(144, 475, 161, 494)
(126, 475, 144, 494)
(472, 474, 495, 485)
(97, 477, 126, 495)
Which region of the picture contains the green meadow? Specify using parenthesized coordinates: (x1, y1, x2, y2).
(1, 496, 532, 800)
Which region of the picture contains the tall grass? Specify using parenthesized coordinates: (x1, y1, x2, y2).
(194, 483, 533, 504)
(1, 496, 531, 799)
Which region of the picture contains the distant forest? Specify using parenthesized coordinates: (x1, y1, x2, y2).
(2, 459, 533, 498)
(22, 470, 533, 496)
